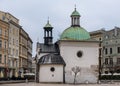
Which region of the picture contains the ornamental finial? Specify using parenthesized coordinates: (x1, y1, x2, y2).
(75, 4, 76, 11)
(47, 17, 49, 24)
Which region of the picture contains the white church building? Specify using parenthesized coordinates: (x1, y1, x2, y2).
(36, 8, 99, 84)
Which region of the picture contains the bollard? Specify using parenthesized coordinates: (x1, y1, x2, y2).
(98, 80, 101, 84)
(85, 80, 89, 84)
(26, 79, 28, 83)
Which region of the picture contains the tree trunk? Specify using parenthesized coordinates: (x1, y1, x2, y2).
(74, 74, 77, 84)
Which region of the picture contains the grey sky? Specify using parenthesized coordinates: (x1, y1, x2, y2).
(0, 0, 120, 56)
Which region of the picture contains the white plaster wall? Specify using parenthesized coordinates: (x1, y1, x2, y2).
(39, 64, 64, 83)
(59, 41, 99, 83)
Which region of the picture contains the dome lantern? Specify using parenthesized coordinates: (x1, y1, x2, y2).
(71, 7, 81, 27)
(60, 8, 90, 40)
(43, 19, 53, 45)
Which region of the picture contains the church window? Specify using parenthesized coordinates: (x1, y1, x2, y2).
(50, 67, 55, 72)
(77, 51, 83, 58)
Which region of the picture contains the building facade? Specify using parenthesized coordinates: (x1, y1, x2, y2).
(90, 27, 120, 76)
(102, 27, 120, 75)
(19, 28, 28, 77)
(0, 11, 20, 78)
(0, 19, 9, 78)
(0, 11, 33, 78)
(27, 36, 33, 73)
(8, 20, 20, 78)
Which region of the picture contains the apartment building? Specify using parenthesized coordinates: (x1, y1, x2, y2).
(0, 20, 9, 78)
(8, 21, 20, 78)
(19, 28, 28, 77)
(0, 11, 20, 78)
(0, 11, 19, 24)
(0, 11, 33, 78)
(27, 36, 33, 73)
(102, 27, 120, 74)
(90, 27, 120, 76)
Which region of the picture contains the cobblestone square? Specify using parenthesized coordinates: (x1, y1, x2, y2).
(1, 82, 120, 86)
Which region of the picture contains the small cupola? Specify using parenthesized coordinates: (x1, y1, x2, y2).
(44, 19, 53, 45)
(60, 7, 90, 40)
(71, 7, 81, 27)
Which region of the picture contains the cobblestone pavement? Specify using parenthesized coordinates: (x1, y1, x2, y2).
(1, 82, 120, 86)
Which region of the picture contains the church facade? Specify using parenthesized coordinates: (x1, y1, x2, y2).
(36, 8, 99, 84)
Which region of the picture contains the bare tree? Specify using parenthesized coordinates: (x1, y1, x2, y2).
(71, 66, 81, 84)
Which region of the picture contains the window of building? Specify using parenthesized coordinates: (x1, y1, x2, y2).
(2, 16, 5, 20)
(9, 37, 11, 44)
(118, 47, 120, 53)
(0, 40, 2, 48)
(5, 30, 6, 36)
(109, 58, 113, 65)
(117, 58, 120, 64)
(0, 28, 2, 35)
(4, 55, 6, 64)
(105, 58, 108, 65)
(16, 61, 18, 67)
(8, 59, 10, 66)
(9, 48, 11, 55)
(17, 30, 19, 36)
(13, 49, 14, 55)
(99, 38, 102, 41)
(0, 54, 2, 63)
(13, 39, 14, 45)
(16, 50, 18, 56)
(105, 48, 108, 55)
(4, 41, 6, 49)
(13, 28, 15, 35)
(110, 48, 112, 54)
(16, 40, 18, 46)
(13, 60, 14, 67)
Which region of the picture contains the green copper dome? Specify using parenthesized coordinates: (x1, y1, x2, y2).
(71, 8, 80, 16)
(60, 26, 90, 40)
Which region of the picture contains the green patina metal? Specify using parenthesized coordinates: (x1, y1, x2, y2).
(60, 26, 90, 40)
(71, 9, 80, 16)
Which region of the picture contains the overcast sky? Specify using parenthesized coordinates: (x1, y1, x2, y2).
(0, 0, 120, 56)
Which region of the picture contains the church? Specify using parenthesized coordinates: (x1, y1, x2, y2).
(36, 8, 99, 84)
